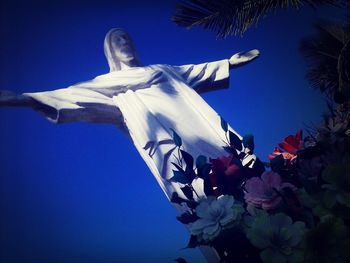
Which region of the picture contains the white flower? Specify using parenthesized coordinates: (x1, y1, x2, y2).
(188, 195, 243, 241)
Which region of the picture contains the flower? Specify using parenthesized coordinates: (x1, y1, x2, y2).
(246, 212, 306, 263)
(208, 155, 245, 197)
(268, 130, 303, 161)
(244, 171, 297, 211)
(188, 195, 244, 242)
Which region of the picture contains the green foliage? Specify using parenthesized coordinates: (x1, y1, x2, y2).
(170, 170, 190, 184)
(246, 213, 306, 263)
(195, 155, 207, 169)
(270, 154, 285, 173)
(322, 162, 350, 207)
(300, 18, 350, 103)
(229, 131, 243, 151)
(243, 133, 255, 153)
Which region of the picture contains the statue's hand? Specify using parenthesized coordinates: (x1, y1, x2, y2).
(229, 49, 260, 69)
(0, 90, 32, 107)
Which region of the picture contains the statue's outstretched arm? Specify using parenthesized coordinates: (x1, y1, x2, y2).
(229, 49, 260, 69)
(172, 49, 259, 94)
(0, 90, 36, 108)
(0, 86, 123, 126)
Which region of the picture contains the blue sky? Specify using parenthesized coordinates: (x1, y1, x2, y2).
(0, 1, 340, 262)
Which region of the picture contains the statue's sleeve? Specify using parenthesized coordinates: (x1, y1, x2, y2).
(172, 59, 230, 94)
(22, 77, 124, 126)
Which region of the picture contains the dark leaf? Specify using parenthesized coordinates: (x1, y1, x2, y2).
(172, 162, 185, 173)
(198, 163, 212, 179)
(300, 19, 350, 101)
(229, 131, 243, 151)
(186, 200, 199, 210)
(143, 141, 153, 151)
(298, 145, 322, 159)
(251, 158, 266, 176)
(180, 150, 194, 169)
(243, 134, 255, 153)
(270, 154, 285, 173)
(171, 128, 182, 147)
(196, 155, 207, 169)
(176, 211, 199, 224)
(223, 146, 236, 154)
(180, 150, 196, 181)
(186, 235, 199, 248)
(169, 170, 190, 184)
(220, 116, 228, 132)
(203, 174, 214, 196)
(170, 192, 198, 208)
(172, 0, 338, 38)
(172, 162, 196, 183)
(186, 170, 196, 183)
(170, 192, 186, 204)
(181, 185, 194, 200)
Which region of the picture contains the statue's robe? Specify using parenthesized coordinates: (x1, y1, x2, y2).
(24, 60, 249, 202)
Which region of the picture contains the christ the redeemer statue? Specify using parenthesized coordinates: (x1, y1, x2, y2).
(0, 28, 259, 261)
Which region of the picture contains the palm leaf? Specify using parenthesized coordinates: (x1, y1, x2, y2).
(172, 0, 341, 38)
(300, 17, 350, 102)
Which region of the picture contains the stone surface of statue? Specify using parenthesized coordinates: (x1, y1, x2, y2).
(0, 28, 259, 203)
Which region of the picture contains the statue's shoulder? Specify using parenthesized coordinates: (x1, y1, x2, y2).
(92, 65, 173, 81)
(147, 63, 174, 72)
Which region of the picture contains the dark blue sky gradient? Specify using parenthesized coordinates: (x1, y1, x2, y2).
(0, 1, 340, 262)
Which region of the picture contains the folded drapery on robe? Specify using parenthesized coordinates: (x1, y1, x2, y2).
(24, 59, 246, 201)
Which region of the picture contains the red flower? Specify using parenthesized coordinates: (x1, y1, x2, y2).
(268, 130, 303, 161)
(208, 155, 244, 197)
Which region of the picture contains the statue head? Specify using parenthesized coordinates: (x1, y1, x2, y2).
(104, 28, 141, 72)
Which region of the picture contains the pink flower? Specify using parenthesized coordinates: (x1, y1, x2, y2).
(268, 130, 303, 161)
(244, 171, 296, 211)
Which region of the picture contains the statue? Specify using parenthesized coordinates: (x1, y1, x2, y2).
(1, 26, 259, 203)
(0, 28, 259, 261)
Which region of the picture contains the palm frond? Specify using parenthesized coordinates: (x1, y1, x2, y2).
(300, 18, 350, 102)
(172, 0, 341, 38)
(337, 37, 350, 101)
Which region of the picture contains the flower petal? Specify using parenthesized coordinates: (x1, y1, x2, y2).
(261, 172, 281, 188)
(279, 141, 298, 155)
(245, 177, 267, 195)
(270, 213, 292, 229)
(261, 196, 282, 210)
(202, 222, 220, 236)
(219, 213, 234, 226)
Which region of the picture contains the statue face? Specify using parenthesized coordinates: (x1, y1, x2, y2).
(111, 31, 136, 63)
